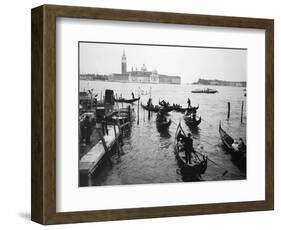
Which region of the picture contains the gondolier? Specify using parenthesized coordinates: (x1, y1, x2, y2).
(187, 98, 191, 108)
(175, 123, 208, 178)
(192, 112, 196, 122)
(177, 131, 194, 164)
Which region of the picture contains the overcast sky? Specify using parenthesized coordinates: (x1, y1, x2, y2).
(79, 42, 247, 84)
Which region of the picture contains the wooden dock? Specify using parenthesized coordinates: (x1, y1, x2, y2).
(79, 125, 121, 176)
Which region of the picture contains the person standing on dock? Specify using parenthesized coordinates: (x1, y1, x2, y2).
(84, 116, 92, 145)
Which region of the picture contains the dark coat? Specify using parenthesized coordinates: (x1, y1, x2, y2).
(184, 136, 193, 152)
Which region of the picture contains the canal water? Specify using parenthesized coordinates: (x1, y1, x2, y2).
(80, 81, 247, 186)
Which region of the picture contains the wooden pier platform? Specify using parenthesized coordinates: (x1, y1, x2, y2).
(79, 125, 121, 176)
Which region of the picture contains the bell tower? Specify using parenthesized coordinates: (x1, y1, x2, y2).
(121, 49, 127, 74)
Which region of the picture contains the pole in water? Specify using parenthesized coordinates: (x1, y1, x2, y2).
(227, 102, 230, 120)
(137, 99, 140, 125)
(128, 105, 131, 122)
(241, 101, 244, 123)
(148, 98, 151, 120)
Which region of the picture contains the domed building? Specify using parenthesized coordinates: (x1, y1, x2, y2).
(109, 49, 181, 85)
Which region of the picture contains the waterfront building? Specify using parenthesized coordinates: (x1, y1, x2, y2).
(82, 50, 181, 84)
(112, 50, 181, 84)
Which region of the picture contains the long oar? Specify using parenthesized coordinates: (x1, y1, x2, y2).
(195, 150, 228, 176)
(176, 123, 229, 175)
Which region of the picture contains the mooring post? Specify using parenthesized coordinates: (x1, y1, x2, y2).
(148, 99, 151, 120)
(127, 105, 131, 122)
(113, 123, 121, 153)
(137, 99, 140, 125)
(241, 101, 244, 123)
(227, 102, 230, 120)
(113, 124, 117, 137)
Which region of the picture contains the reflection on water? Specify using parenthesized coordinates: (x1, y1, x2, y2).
(80, 81, 247, 186)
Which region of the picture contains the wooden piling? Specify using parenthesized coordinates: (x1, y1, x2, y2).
(137, 99, 140, 125)
(128, 105, 131, 122)
(113, 124, 121, 154)
(227, 102, 230, 120)
(241, 101, 244, 123)
(113, 124, 117, 137)
(148, 98, 151, 120)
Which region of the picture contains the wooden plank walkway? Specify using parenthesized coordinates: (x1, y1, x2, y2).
(79, 125, 120, 176)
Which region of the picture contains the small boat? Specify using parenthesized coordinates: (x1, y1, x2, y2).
(185, 105, 199, 114)
(141, 102, 160, 112)
(173, 104, 199, 114)
(159, 100, 199, 114)
(156, 118, 172, 130)
(184, 114, 202, 127)
(114, 97, 140, 103)
(156, 112, 172, 130)
(159, 100, 171, 107)
(219, 121, 246, 165)
(158, 100, 174, 112)
(174, 123, 208, 177)
(192, 88, 218, 94)
(141, 103, 172, 113)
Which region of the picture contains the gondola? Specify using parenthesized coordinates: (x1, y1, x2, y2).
(141, 102, 160, 112)
(185, 105, 199, 114)
(141, 102, 172, 113)
(173, 104, 199, 114)
(158, 100, 174, 112)
(184, 114, 201, 127)
(174, 123, 208, 178)
(160, 106, 174, 113)
(219, 121, 246, 164)
(159, 100, 171, 107)
(114, 97, 140, 103)
(156, 112, 172, 130)
(156, 119, 172, 130)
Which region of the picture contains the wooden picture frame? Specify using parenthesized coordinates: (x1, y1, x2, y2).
(31, 4, 274, 225)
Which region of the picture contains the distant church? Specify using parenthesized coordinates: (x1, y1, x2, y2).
(108, 49, 181, 84)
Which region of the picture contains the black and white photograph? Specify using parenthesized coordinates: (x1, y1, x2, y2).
(78, 42, 247, 187)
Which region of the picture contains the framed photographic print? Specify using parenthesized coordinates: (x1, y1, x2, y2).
(31, 5, 274, 225)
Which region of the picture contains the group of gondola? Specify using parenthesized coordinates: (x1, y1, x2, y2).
(114, 94, 246, 180)
(141, 98, 202, 129)
(141, 99, 199, 114)
(173, 120, 246, 181)
(160, 99, 202, 129)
